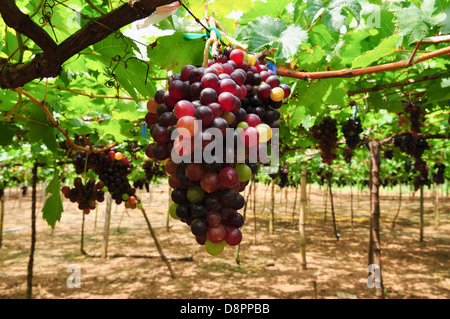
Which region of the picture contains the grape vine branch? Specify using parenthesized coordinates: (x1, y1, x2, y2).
(0, 0, 175, 89)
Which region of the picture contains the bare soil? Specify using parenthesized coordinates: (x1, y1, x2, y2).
(0, 182, 449, 299)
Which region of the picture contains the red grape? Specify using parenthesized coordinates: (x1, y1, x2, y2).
(174, 100, 195, 119)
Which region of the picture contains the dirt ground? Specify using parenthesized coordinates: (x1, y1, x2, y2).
(0, 182, 449, 299)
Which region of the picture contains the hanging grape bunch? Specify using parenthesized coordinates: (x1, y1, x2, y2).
(342, 117, 363, 149)
(143, 160, 166, 181)
(311, 117, 338, 165)
(432, 163, 446, 185)
(68, 147, 138, 209)
(144, 46, 291, 256)
(278, 167, 289, 188)
(403, 101, 425, 135)
(61, 178, 105, 214)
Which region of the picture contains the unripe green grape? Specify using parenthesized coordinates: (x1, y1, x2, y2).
(235, 164, 252, 182)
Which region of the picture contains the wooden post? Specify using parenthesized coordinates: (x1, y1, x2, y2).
(269, 179, 275, 235)
(307, 183, 312, 214)
(324, 183, 328, 222)
(327, 173, 339, 241)
(41, 180, 47, 209)
(292, 185, 299, 224)
(101, 193, 112, 259)
(350, 182, 354, 232)
(368, 140, 384, 299)
(167, 186, 173, 232)
(299, 166, 307, 270)
(284, 186, 288, 215)
(253, 177, 257, 245)
(434, 184, 440, 224)
(0, 192, 4, 248)
(81, 212, 87, 255)
(26, 162, 38, 299)
(419, 186, 424, 242)
(392, 183, 402, 229)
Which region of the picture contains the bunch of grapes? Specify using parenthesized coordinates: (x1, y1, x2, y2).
(403, 101, 425, 135)
(393, 133, 429, 159)
(413, 169, 431, 191)
(342, 117, 363, 149)
(278, 167, 289, 188)
(432, 163, 446, 184)
(143, 160, 166, 181)
(311, 117, 338, 165)
(61, 178, 105, 214)
(72, 148, 137, 209)
(133, 179, 147, 190)
(393, 133, 431, 190)
(144, 46, 290, 256)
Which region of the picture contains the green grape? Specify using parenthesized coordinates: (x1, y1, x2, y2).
(205, 239, 225, 256)
(235, 164, 252, 182)
(187, 185, 205, 203)
(169, 203, 179, 220)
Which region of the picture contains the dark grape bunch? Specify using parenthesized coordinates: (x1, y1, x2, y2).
(278, 167, 289, 188)
(61, 178, 105, 214)
(432, 163, 446, 185)
(403, 101, 425, 135)
(393, 133, 429, 161)
(144, 46, 291, 256)
(393, 133, 430, 190)
(72, 148, 138, 209)
(143, 160, 166, 182)
(413, 169, 431, 191)
(133, 179, 148, 191)
(311, 117, 338, 165)
(342, 117, 363, 149)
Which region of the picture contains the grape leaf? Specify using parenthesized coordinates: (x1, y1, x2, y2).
(0, 122, 14, 145)
(238, 0, 292, 25)
(147, 31, 204, 73)
(42, 172, 63, 230)
(276, 24, 309, 60)
(351, 36, 399, 68)
(235, 16, 287, 52)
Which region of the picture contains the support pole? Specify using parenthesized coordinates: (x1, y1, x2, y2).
(299, 166, 307, 270)
(101, 193, 112, 259)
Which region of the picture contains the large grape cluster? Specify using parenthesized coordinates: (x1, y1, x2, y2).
(71, 148, 137, 209)
(311, 117, 338, 165)
(144, 46, 291, 256)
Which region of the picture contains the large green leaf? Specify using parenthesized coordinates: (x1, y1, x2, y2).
(276, 24, 309, 60)
(239, 0, 293, 24)
(351, 36, 399, 68)
(42, 172, 63, 230)
(235, 16, 287, 52)
(147, 31, 204, 73)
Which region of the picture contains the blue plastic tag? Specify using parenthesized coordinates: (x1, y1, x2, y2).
(353, 105, 359, 118)
(267, 60, 277, 75)
(141, 123, 148, 138)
